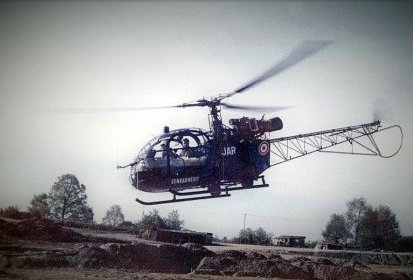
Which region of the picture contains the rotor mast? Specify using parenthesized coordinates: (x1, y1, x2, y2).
(178, 97, 224, 138)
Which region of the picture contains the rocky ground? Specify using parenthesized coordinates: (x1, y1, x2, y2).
(1, 217, 413, 280)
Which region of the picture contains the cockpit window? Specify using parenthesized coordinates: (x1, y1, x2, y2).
(136, 128, 210, 172)
(137, 136, 158, 160)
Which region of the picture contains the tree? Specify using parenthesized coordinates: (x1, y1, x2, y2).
(254, 227, 272, 245)
(164, 210, 184, 230)
(235, 227, 272, 245)
(102, 205, 125, 226)
(357, 207, 377, 249)
(137, 209, 166, 230)
(346, 197, 369, 246)
(48, 174, 94, 223)
(324, 198, 402, 250)
(322, 213, 351, 245)
(238, 227, 255, 244)
(28, 193, 50, 218)
(358, 205, 401, 250)
(374, 205, 401, 249)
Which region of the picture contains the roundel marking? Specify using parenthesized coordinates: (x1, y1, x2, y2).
(258, 141, 270, 156)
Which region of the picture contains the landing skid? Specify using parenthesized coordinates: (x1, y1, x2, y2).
(135, 176, 269, 205)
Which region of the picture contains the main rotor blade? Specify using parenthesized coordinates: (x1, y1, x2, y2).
(40, 105, 181, 113)
(224, 40, 332, 99)
(221, 102, 291, 113)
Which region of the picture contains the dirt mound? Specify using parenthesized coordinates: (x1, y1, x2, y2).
(289, 255, 313, 263)
(196, 254, 311, 278)
(0, 218, 85, 242)
(195, 250, 413, 279)
(0, 269, 17, 278)
(245, 251, 267, 260)
(351, 252, 408, 266)
(314, 258, 337, 266)
(266, 253, 286, 261)
(2, 229, 412, 280)
(218, 250, 247, 259)
(1, 242, 214, 273)
(1, 252, 70, 269)
(97, 242, 215, 273)
(70, 245, 111, 268)
(182, 242, 216, 260)
(2, 241, 412, 279)
(312, 250, 413, 266)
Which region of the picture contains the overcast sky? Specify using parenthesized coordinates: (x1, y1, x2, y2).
(1, 1, 412, 240)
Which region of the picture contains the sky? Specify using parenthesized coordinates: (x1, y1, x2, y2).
(0, 1, 412, 241)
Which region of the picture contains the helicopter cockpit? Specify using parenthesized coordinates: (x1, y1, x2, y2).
(130, 128, 212, 190)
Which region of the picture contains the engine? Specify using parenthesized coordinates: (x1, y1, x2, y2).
(229, 117, 283, 139)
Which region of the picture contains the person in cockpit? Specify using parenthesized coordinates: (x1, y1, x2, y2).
(180, 138, 191, 158)
(161, 142, 177, 159)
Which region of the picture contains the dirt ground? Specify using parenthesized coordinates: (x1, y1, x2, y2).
(1, 218, 413, 280)
(1, 268, 300, 280)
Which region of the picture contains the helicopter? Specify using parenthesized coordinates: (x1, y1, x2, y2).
(114, 40, 403, 205)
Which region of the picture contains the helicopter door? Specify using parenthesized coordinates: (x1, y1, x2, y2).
(221, 141, 242, 180)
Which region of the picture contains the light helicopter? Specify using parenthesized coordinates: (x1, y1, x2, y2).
(112, 41, 403, 205)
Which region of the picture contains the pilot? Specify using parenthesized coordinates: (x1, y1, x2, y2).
(180, 138, 190, 158)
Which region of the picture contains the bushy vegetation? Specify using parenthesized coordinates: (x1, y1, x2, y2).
(136, 209, 184, 232)
(305, 240, 318, 248)
(233, 227, 273, 245)
(53, 219, 140, 234)
(397, 236, 413, 252)
(0, 206, 32, 220)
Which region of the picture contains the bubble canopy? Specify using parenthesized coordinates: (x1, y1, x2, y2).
(130, 128, 213, 191)
(136, 128, 211, 161)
